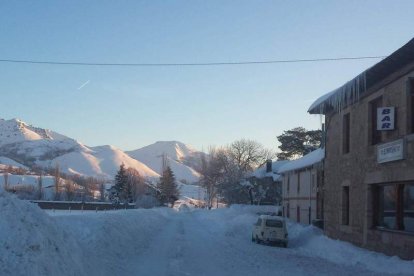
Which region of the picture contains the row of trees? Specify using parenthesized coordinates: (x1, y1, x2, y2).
(2, 164, 106, 201)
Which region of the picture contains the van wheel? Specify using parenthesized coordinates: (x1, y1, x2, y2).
(251, 235, 255, 242)
(255, 236, 260, 244)
(283, 242, 288, 248)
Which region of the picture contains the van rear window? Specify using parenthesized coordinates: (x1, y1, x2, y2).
(265, 220, 283, 227)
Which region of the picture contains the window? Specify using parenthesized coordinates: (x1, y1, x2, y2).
(287, 203, 290, 218)
(265, 219, 283, 228)
(297, 206, 300, 223)
(342, 186, 350, 225)
(403, 185, 414, 232)
(287, 174, 290, 194)
(370, 97, 382, 145)
(342, 113, 350, 154)
(375, 183, 414, 232)
(410, 79, 414, 133)
(255, 218, 262, 226)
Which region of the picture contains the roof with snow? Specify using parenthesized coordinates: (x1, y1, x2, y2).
(251, 160, 289, 181)
(277, 148, 324, 174)
(308, 37, 414, 114)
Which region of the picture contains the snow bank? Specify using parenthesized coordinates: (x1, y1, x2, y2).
(2, 198, 414, 275)
(0, 192, 89, 276)
(197, 205, 414, 275)
(288, 222, 414, 274)
(49, 207, 173, 275)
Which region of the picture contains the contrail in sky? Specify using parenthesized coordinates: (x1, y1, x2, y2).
(77, 80, 90, 90)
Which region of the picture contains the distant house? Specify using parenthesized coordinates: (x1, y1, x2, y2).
(278, 148, 324, 225)
(309, 38, 414, 259)
(248, 160, 289, 205)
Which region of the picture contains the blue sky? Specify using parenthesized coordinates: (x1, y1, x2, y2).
(1, 1, 413, 151)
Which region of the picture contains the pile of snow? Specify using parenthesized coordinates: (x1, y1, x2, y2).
(278, 148, 324, 173)
(195, 205, 414, 275)
(127, 141, 202, 184)
(178, 182, 205, 200)
(2, 198, 414, 275)
(0, 192, 89, 276)
(49, 208, 172, 275)
(287, 223, 414, 274)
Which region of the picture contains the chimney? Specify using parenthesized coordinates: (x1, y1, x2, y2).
(266, 160, 272, 173)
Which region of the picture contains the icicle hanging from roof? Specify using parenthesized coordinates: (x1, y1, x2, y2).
(309, 71, 367, 114)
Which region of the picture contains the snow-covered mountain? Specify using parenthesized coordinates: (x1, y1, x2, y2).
(0, 118, 159, 179)
(127, 141, 204, 184)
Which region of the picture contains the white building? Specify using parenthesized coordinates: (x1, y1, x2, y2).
(278, 148, 324, 225)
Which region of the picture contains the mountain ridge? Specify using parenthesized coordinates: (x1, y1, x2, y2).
(0, 118, 204, 183)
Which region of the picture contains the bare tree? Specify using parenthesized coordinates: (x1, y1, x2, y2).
(125, 167, 146, 203)
(228, 139, 275, 172)
(37, 173, 43, 200)
(54, 164, 61, 201)
(199, 140, 275, 206)
(3, 172, 9, 191)
(100, 183, 105, 201)
(65, 180, 77, 201)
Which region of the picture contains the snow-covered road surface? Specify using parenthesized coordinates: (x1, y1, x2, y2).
(2, 192, 414, 276)
(131, 211, 395, 276)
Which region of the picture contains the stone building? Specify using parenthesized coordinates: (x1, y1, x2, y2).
(308, 38, 414, 259)
(279, 148, 324, 225)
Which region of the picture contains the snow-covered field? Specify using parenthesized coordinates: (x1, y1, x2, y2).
(1, 192, 413, 276)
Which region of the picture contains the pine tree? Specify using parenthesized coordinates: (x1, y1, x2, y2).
(113, 164, 128, 203)
(158, 166, 179, 206)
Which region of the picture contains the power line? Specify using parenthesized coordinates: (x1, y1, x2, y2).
(0, 56, 386, 67)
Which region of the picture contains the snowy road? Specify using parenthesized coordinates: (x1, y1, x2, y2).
(3, 193, 414, 276)
(131, 210, 400, 276)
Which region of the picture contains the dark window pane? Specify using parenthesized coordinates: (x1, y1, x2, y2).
(410, 79, 414, 133)
(403, 184, 414, 232)
(342, 186, 350, 225)
(265, 220, 283, 228)
(343, 113, 350, 153)
(379, 185, 397, 229)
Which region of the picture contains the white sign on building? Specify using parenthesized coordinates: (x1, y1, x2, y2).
(377, 107, 395, 130)
(377, 139, 404, 163)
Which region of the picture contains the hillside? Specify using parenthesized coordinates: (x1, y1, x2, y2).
(0, 119, 159, 179)
(127, 141, 203, 184)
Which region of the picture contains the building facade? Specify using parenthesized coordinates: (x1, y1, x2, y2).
(279, 148, 324, 225)
(309, 38, 414, 259)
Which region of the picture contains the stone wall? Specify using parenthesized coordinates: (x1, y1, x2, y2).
(323, 64, 414, 259)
